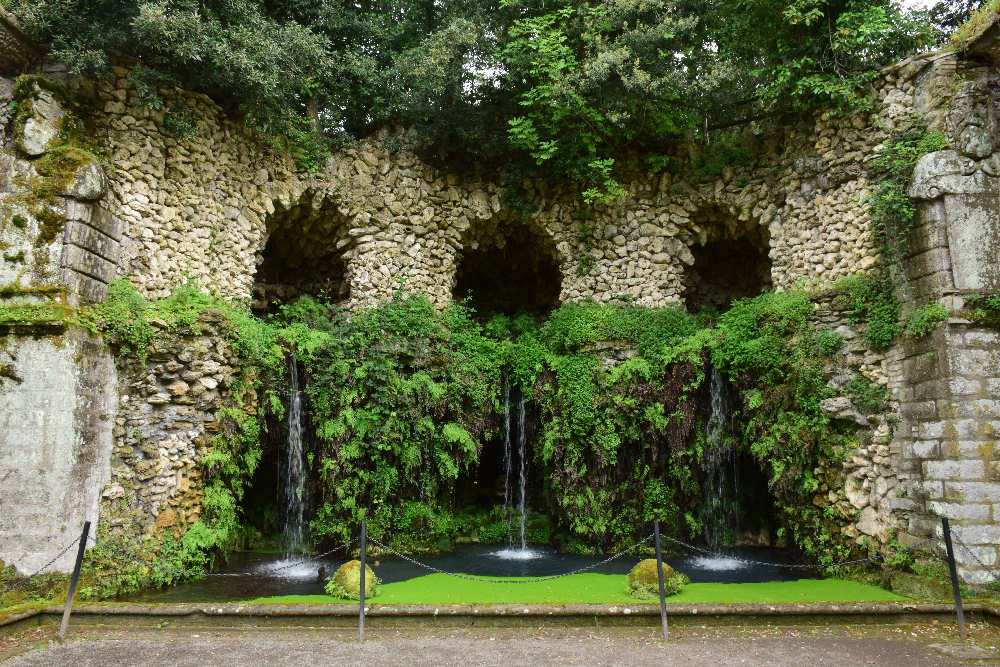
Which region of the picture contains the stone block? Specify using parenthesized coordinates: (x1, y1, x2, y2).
(913, 379, 946, 401)
(890, 497, 920, 511)
(943, 481, 1000, 502)
(61, 243, 117, 283)
(60, 268, 109, 304)
(911, 440, 940, 458)
(901, 400, 937, 420)
(949, 524, 1000, 544)
(964, 331, 1000, 347)
(948, 378, 982, 396)
(91, 206, 124, 241)
(943, 440, 996, 460)
(944, 193, 1000, 292)
(63, 220, 120, 262)
(916, 421, 945, 439)
(951, 348, 1000, 377)
(927, 500, 992, 520)
(923, 459, 985, 480)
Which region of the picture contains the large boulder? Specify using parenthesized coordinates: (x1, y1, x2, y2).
(628, 558, 688, 599)
(326, 559, 377, 599)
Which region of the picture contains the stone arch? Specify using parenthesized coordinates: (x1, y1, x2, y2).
(451, 215, 563, 318)
(252, 188, 354, 312)
(682, 202, 772, 312)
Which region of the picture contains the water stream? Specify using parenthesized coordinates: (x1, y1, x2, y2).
(702, 365, 739, 549)
(517, 392, 528, 550)
(502, 379, 513, 544)
(496, 384, 537, 559)
(282, 354, 307, 554)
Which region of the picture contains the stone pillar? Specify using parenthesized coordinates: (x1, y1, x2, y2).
(895, 79, 1000, 583)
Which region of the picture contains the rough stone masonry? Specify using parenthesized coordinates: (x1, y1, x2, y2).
(0, 12, 998, 583)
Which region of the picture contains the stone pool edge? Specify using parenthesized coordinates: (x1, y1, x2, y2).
(2, 601, 998, 633)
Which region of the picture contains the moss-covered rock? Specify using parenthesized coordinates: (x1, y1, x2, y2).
(627, 558, 689, 599)
(326, 559, 378, 599)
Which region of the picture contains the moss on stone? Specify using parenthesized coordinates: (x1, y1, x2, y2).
(32, 206, 66, 247)
(33, 145, 101, 199)
(0, 301, 73, 330)
(325, 560, 378, 600)
(627, 558, 689, 599)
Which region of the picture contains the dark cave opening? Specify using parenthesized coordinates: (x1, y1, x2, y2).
(684, 237, 773, 312)
(253, 201, 351, 314)
(682, 207, 772, 312)
(453, 220, 562, 318)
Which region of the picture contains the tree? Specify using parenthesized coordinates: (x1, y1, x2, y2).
(6, 0, 936, 189)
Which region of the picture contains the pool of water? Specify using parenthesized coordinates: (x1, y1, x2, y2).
(124, 544, 799, 603)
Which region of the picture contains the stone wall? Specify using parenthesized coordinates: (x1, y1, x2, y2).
(25, 58, 936, 312)
(0, 329, 116, 573)
(101, 311, 242, 546)
(886, 60, 1000, 584)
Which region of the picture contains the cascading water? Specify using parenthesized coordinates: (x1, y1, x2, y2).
(502, 378, 513, 544)
(517, 392, 528, 550)
(701, 365, 740, 551)
(282, 354, 307, 554)
(495, 385, 538, 560)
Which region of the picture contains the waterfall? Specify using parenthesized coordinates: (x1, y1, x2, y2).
(702, 365, 739, 549)
(517, 392, 528, 550)
(502, 378, 513, 544)
(496, 385, 537, 559)
(282, 354, 307, 553)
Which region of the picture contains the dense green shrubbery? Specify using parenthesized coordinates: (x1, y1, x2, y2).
(80, 280, 897, 590)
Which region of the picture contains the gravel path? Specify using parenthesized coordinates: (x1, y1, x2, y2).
(5, 631, 970, 666)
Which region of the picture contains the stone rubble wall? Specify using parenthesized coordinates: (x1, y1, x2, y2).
(46, 59, 938, 310)
(100, 311, 243, 548)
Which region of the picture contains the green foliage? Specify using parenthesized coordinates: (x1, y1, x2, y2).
(84, 280, 156, 359)
(844, 375, 888, 415)
(840, 272, 903, 350)
(868, 120, 948, 275)
(78, 280, 895, 581)
(950, 0, 1000, 50)
(835, 119, 949, 351)
(691, 135, 753, 183)
(905, 303, 948, 338)
(964, 293, 1000, 329)
(8, 0, 936, 190)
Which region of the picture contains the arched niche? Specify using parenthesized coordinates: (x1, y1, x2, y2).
(452, 218, 562, 318)
(253, 193, 352, 313)
(683, 205, 772, 312)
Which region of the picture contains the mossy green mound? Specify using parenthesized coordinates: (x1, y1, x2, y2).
(628, 559, 689, 599)
(326, 560, 378, 599)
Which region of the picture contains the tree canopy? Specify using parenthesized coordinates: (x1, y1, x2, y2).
(6, 0, 958, 195)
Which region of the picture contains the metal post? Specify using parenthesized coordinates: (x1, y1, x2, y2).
(58, 520, 90, 642)
(653, 519, 669, 642)
(359, 521, 366, 643)
(941, 517, 967, 640)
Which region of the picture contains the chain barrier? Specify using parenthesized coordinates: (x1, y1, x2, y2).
(950, 530, 1000, 586)
(88, 536, 357, 579)
(366, 534, 654, 584)
(0, 539, 80, 596)
(658, 534, 941, 571)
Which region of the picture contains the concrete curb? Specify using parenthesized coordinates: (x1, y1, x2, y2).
(1, 600, 997, 634)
